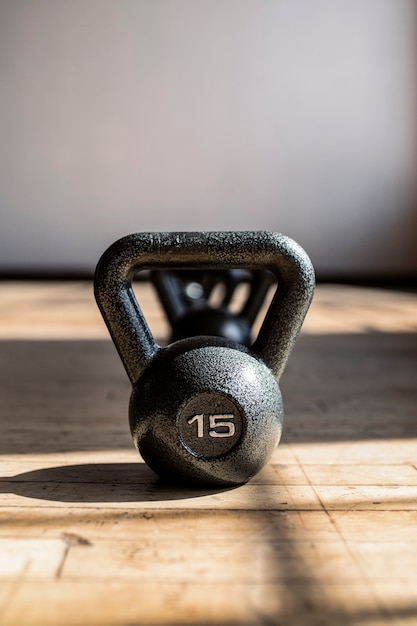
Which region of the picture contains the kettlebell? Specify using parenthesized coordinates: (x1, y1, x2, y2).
(151, 269, 274, 345)
(94, 231, 314, 487)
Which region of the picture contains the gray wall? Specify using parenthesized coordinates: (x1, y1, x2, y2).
(1, 0, 416, 276)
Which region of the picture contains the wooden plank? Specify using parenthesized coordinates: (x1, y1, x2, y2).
(0, 509, 339, 542)
(331, 511, 417, 542)
(0, 581, 390, 626)
(60, 537, 363, 582)
(0, 482, 323, 510)
(314, 485, 417, 510)
(289, 440, 417, 465)
(301, 464, 417, 486)
(0, 457, 305, 483)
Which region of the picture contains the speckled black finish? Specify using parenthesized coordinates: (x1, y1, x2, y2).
(129, 337, 282, 486)
(94, 231, 315, 487)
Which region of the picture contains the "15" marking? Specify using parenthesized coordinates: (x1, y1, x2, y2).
(187, 414, 235, 438)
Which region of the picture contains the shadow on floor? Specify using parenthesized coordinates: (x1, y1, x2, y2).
(0, 333, 416, 455)
(0, 463, 236, 502)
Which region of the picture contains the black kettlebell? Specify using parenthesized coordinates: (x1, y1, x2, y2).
(151, 269, 274, 345)
(94, 231, 314, 487)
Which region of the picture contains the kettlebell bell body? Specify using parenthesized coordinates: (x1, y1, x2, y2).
(94, 232, 314, 487)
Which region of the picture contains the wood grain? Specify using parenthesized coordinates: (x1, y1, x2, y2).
(0, 281, 416, 625)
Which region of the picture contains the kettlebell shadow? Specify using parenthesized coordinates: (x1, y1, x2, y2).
(0, 463, 236, 503)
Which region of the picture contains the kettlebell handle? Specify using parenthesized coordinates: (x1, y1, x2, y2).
(94, 232, 315, 384)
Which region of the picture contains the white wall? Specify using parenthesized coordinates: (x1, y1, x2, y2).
(0, 0, 416, 275)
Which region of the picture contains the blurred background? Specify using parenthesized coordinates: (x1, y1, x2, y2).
(0, 0, 416, 279)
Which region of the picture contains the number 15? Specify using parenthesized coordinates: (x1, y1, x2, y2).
(187, 414, 235, 438)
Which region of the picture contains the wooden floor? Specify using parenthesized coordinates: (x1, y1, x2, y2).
(0, 281, 416, 626)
